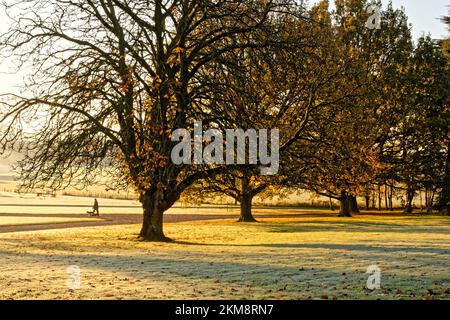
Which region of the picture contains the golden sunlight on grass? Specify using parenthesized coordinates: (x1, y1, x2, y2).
(0, 214, 449, 300)
(0, 216, 101, 226)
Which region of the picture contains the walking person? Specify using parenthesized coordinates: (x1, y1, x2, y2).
(92, 198, 100, 216)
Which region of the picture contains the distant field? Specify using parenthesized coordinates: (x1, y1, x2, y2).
(0, 158, 409, 207)
(0, 191, 141, 215)
(0, 216, 101, 226)
(0, 159, 369, 206)
(0, 177, 408, 208)
(0, 212, 449, 300)
(0, 190, 340, 218)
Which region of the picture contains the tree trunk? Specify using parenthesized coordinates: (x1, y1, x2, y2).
(365, 195, 370, 211)
(238, 175, 257, 222)
(419, 190, 423, 212)
(404, 187, 414, 214)
(139, 190, 171, 242)
(372, 191, 376, 209)
(389, 184, 393, 211)
(439, 140, 450, 215)
(384, 184, 388, 210)
(349, 195, 360, 213)
(329, 196, 335, 211)
(338, 191, 352, 217)
(425, 187, 435, 214)
(238, 194, 257, 222)
(378, 184, 382, 211)
(425, 187, 429, 213)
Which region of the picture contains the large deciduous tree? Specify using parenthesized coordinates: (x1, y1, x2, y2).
(186, 1, 361, 221)
(0, 0, 299, 241)
(287, 0, 415, 217)
(382, 36, 449, 213)
(438, 10, 450, 215)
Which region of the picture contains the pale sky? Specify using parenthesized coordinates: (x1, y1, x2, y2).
(0, 1, 449, 95)
(385, 0, 449, 40)
(309, 0, 449, 40)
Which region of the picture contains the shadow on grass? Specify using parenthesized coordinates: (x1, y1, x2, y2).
(0, 243, 449, 300)
(259, 218, 450, 236)
(0, 246, 355, 295)
(169, 239, 450, 255)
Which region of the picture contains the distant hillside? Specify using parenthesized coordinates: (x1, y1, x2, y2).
(0, 124, 23, 175)
(0, 150, 22, 176)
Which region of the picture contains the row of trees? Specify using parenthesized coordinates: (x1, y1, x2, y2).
(0, 0, 448, 241)
(186, 0, 449, 221)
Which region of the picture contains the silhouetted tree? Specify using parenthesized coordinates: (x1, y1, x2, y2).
(0, 0, 300, 241)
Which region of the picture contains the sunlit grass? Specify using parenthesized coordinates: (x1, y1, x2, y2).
(0, 213, 449, 300)
(0, 216, 100, 226)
